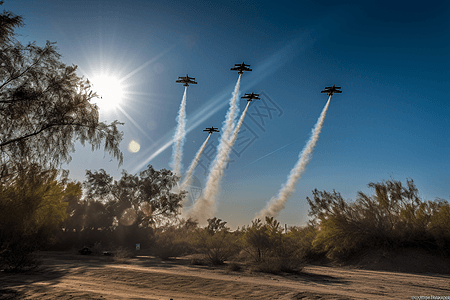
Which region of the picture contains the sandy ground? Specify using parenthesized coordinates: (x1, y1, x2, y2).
(1, 251, 449, 300)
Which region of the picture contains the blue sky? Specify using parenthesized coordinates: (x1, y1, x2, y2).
(7, 0, 449, 228)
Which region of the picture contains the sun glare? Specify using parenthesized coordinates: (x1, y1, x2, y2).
(90, 75, 125, 110)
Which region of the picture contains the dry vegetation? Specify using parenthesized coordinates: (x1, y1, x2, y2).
(1, 6, 450, 298)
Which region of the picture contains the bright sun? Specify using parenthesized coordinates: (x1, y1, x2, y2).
(90, 75, 125, 111)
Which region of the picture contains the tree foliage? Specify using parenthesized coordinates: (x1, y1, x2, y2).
(82, 165, 184, 228)
(241, 217, 304, 273)
(307, 178, 450, 260)
(0, 3, 123, 181)
(0, 164, 73, 270)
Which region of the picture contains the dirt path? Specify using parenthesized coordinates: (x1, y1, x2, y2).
(1, 252, 449, 299)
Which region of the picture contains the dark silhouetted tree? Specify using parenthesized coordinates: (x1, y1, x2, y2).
(0, 3, 123, 182)
(83, 165, 185, 228)
(0, 3, 123, 269)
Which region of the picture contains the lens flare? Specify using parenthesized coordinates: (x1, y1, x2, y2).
(119, 208, 137, 226)
(128, 140, 141, 153)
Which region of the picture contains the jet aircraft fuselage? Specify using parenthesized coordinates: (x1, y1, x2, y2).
(321, 85, 342, 96)
(231, 62, 252, 74)
(204, 127, 219, 134)
(241, 92, 260, 101)
(176, 74, 197, 86)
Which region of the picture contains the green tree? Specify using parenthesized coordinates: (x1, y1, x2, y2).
(0, 3, 123, 269)
(0, 165, 70, 270)
(83, 165, 184, 228)
(0, 3, 123, 182)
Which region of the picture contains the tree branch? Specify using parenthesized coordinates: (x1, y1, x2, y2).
(0, 43, 53, 91)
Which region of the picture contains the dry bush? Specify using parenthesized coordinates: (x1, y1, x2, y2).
(251, 256, 303, 274)
(112, 247, 134, 263)
(151, 218, 198, 260)
(307, 179, 450, 261)
(194, 218, 240, 265)
(152, 230, 191, 260)
(241, 217, 305, 273)
(286, 225, 321, 261)
(189, 254, 207, 265)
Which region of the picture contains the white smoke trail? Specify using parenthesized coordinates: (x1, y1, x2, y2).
(256, 96, 331, 220)
(171, 86, 188, 176)
(228, 101, 250, 149)
(222, 74, 242, 142)
(185, 76, 242, 223)
(180, 133, 212, 193)
(188, 101, 250, 224)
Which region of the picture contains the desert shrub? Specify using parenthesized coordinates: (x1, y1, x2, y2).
(241, 218, 273, 262)
(152, 228, 191, 259)
(241, 217, 304, 273)
(307, 179, 450, 261)
(252, 256, 302, 274)
(190, 254, 207, 265)
(194, 218, 240, 265)
(286, 225, 320, 261)
(427, 200, 450, 255)
(151, 218, 197, 260)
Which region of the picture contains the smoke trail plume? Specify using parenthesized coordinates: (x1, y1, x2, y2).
(256, 96, 331, 220)
(186, 75, 243, 223)
(222, 74, 242, 142)
(188, 101, 250, 224)
(180, 133, 212, 193)
(171, 86, 188, 176)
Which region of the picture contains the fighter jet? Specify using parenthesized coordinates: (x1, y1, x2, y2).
(176, 74, 197, 86)
(231, 62, 252, 74)
(203, 127, 219, 134)
(241, 92, 260, 102)
(321, 85, 342, 96)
